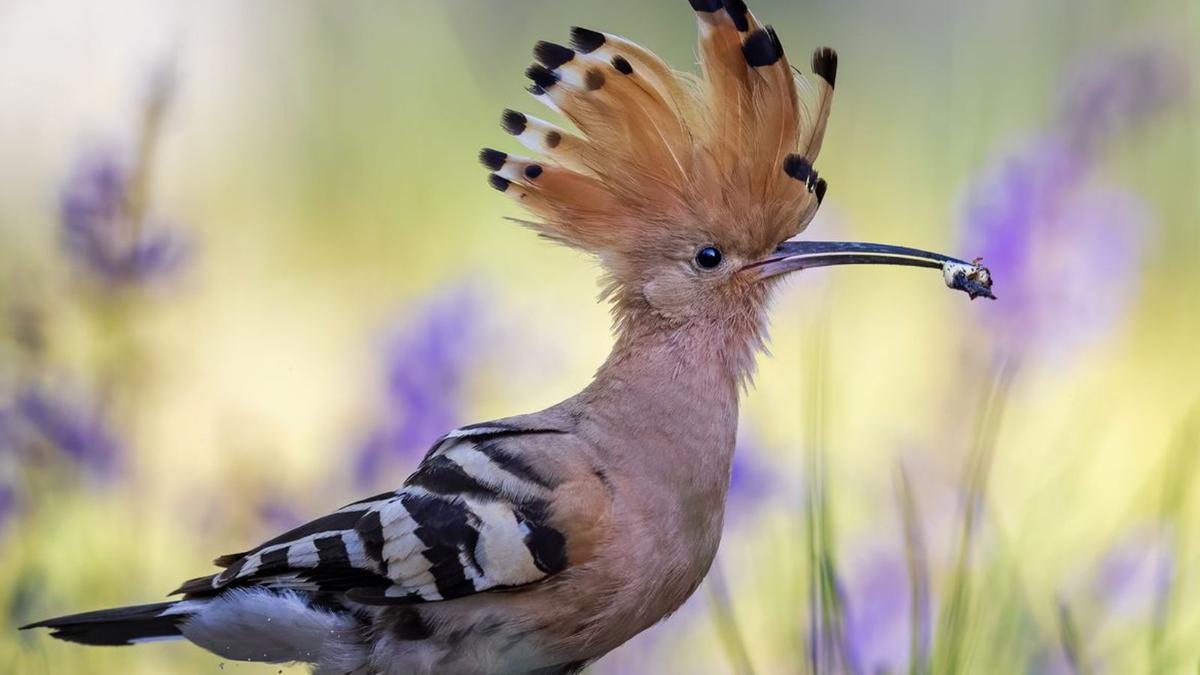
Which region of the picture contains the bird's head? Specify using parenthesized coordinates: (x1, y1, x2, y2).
(483, 2, 991, 354)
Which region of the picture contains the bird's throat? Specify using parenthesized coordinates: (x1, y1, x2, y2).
(582, 316, 744, 498)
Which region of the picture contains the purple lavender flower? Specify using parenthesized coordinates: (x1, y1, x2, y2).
(842, 550, 913, 674)
(722, 430, 779, 533)
(256, 493, 306, 532)
(1091, 525, 1174, 623)
(964, 138, 1152, 356)
(1057, 45, 1188, 161)
(0, 407, 17, 530)
(353, 285, 486, 486)
(0, 482, 14, 531)
(59, 149, 190, 288)
(15, 384, 123, 479)
(961, 44, 1185, 357)
(728, 450, 770, 502)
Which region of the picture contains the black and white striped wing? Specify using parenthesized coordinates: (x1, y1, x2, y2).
(174, 423, 571, 606)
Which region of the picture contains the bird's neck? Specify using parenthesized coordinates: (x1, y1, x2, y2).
(580, 310, 750, 497)
(596, 317, 747, 400)
(598, 294, 768, 395)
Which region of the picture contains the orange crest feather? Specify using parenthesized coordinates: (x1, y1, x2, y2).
(483, 1, 837, 259)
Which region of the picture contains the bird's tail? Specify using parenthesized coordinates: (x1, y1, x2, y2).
(20, 601, 192, 646)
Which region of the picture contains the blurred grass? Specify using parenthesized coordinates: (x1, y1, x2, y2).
(896, 463, 931, 675)
(933, 358, 1015, 674)
(0, 0, 1197, 673)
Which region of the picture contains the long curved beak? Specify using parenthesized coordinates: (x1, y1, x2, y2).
(743, 240, 995, 300)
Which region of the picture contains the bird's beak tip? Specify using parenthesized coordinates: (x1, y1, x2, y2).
(746, 240, 996, 301)
(942, 260, 996, 300)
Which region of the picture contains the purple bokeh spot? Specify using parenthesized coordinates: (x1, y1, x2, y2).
(964, 142, 1151, 356)
(256, 494, 306, 532)
(1092, 525, 1174, 623)
(59, 150, 190, 288)
(960, 44, 1185, 358)
(1058, 45, 1189, 160)
(843, 551, 912, 674)
(353, 285, 485, 486)
(0, 483, 14, 530)
(0, 408, 16, 530)
(727, 430, 776, 516)
(15, 385, 124, 479)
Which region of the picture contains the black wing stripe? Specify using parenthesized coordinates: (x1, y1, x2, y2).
(253, 510, 367, 552)
(257, 547, 290, 577)
(209, 509, 361, 585)
(422, 421, 568, 461)
(402, 492, 481, 599)
(472, 439, 556, 489)
(355, 510, 388, 575)
(296, 567, 391, 593)
(516, 498, 569, 574)
(315, 534, 350, 567)
(405, 455, 500, 500)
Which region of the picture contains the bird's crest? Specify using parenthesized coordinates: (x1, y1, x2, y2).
(482, 1, 837, 261)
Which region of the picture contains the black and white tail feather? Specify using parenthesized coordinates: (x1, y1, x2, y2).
(23, 601, 186, 646)
(23, 591, 365, 666)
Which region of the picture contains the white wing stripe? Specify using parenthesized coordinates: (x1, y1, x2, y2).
(464, 496, 544, 586)
(444, 443, 546, 497)
(286, 538, 320, 569)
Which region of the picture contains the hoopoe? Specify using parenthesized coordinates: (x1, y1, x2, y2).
(22, 1, 992, 673)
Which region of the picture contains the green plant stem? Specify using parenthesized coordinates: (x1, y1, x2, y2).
(708, 560, 757, 675)
(933, 355, 1017, 675)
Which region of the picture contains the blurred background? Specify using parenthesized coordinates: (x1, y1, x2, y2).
(1, 0, 1197, 672)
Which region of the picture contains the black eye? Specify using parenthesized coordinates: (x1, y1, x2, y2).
(695, 246, 723, 270)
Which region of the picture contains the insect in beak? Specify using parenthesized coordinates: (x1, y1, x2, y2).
(743, 240, 996, 300)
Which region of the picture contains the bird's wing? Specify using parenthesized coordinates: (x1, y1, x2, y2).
(173, 420, 601, 606)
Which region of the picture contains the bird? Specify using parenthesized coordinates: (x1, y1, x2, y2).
(22, 1, 992, 673)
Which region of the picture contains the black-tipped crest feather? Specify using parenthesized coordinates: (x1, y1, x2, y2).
(488, 1, 836, 252)
(784, 154, 814, 183)
(812, 47, 838, 87)
(570, 27, 606, 54)
(501, 109, 527, 135)
(722, 0, 751, 31)
(479, 148, 507, 171)
(742, 28, 782, 67)
(525, 64, 559, 90)
(534, 41, 575, 69)
(489, 174, 511, 192)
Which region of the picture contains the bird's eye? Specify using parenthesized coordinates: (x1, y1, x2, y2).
(695, 246, 723, 270)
